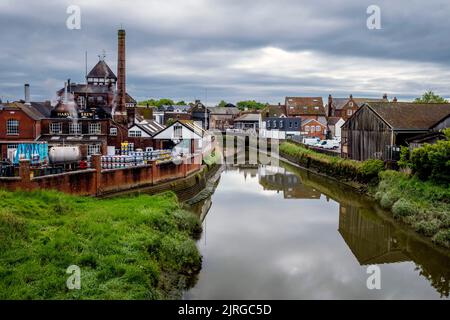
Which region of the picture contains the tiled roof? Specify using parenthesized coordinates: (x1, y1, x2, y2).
(261, 104, 287, 119)
(285, 97, 325, 116)
(366, 102, 450, 130)
(3, 102, 47, 120)
(87, 60, 117, 80)
(327, 117, 344, 125)
(234, 113, 260, 122)
(208, 106, 240, 115)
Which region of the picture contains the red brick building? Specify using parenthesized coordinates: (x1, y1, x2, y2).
(327, 94, 388, 120)
(285, 97, 326, 121)
(0, 102, 46, 160)
(301, 118, 327, 140)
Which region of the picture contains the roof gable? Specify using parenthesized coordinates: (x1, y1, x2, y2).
(87, 60, 117, 80)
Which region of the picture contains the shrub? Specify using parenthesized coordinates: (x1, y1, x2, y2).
(415, 219, 442, 237)
(392, 198, 418, 218)
(380, 192, 399, 209)
(410, 139, 450, 185)
(398, 146, 412, 169)
(432, 229, 450, 248)
(360, 159, 385, 181)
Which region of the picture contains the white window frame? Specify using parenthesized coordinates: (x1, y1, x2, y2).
(316, 125, 321, 132)
(129, 130, 142, 137)
(305, 126, 310, 132)
(110, 127, 117, 136)
(174, 125, 182, 139)
(50, 122, 62, 134)
(347, 109, 353, 116)
(6, 119, 19, 135)
(69, 123, 81, 135)
(88, 144, 101, 155)
(89, 123, 101, 134)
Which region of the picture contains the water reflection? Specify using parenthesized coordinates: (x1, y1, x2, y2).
(185, 163, 450, 299)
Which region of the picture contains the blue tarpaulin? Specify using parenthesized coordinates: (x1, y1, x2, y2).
(14, 143, 49, 165)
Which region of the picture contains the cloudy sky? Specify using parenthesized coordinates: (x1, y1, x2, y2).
(1, 0, 450, 105)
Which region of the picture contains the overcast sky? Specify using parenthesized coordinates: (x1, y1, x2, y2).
(1, 0, 450, 105)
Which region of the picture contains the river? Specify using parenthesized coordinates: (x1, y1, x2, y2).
(184, 160, 450, 299)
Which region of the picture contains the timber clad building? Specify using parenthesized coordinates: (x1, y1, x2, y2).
(341, 102, 450, 161)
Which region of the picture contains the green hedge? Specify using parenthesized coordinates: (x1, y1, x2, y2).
(279, 142, 384, 183)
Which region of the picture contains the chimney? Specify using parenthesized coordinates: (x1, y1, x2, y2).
(24, 84, 30, 105)
(393, 97, 398, 103)
(328, 94, 333, 117)
(63, 82, 68, 103)
(115, 29, 127, 124)
(383, 93, 388, 100)
(349, 94, 353, 99)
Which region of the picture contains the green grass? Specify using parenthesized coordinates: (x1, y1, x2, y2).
(0, 190, 202, 299)
(279, 142, 384, 183)
(374, 170, 450, 248)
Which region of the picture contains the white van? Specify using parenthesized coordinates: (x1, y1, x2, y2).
(303, 137, 320, 146)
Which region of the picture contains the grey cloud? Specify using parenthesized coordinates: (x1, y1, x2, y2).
(1, 0, 450, 104)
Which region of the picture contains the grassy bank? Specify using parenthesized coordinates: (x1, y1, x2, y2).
(0, 190, 202, 299)
(374, 171, 450, 248)
(279, 141, 450, 248)
(279, 142, 384, 184)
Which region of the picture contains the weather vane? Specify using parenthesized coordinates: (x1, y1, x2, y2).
(98, 49, 106, 61)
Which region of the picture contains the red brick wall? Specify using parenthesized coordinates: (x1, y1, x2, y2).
(0, 109, 39, 140)
(0, 156, 203, 196)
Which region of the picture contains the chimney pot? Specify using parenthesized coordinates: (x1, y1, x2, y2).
(393, 97, 398, 102)
(24, 84, 30, 105)
(383, 93, 388, 100)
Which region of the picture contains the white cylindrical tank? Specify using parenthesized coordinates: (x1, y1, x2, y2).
(49, 146, 81, 163)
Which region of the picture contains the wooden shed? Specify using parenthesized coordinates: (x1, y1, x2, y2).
(341, 102, 450, 161)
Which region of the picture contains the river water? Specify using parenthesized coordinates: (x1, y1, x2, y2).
(184, 161, 450, 299)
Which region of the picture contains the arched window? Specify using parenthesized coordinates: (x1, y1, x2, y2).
(7, 119, 19, 135)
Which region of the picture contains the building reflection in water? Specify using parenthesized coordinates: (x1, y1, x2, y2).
(258, 165, 321, 199)
(338, 204, 450, 298)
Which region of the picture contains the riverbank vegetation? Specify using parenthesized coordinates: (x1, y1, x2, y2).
(279, 142, 384, 183)
(279, 140, 450, 248)
(0, 190, 202, 299)
(374, 171, 450, 248)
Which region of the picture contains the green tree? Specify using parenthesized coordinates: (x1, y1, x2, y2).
(138, 98, 176, 107)
(217, 100, 227, 108)
(236, 100, 267, 111)
(414, 91, 448, 103)
(166, 118, 176, 126)
(175, 100, 187, 105)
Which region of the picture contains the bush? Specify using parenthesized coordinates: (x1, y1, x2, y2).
(392, 198, 418, 218)
(415, 219, 442, 237)
(380, 192, 398, 209)
(360, 159, 385, 181)
(410, 139, 450, 185)
(432, 229, 450, 248)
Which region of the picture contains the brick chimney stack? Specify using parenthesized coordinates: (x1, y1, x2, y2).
(328, 94, 333, 117)
(115, 29, 127, 124)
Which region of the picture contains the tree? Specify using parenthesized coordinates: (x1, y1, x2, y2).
(236, 100, 267, 111)
(138, 98, 175, 107)
(414, 91, 448, 103)
(175, 100, 187, 105)
(217, 100, 227, 108)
